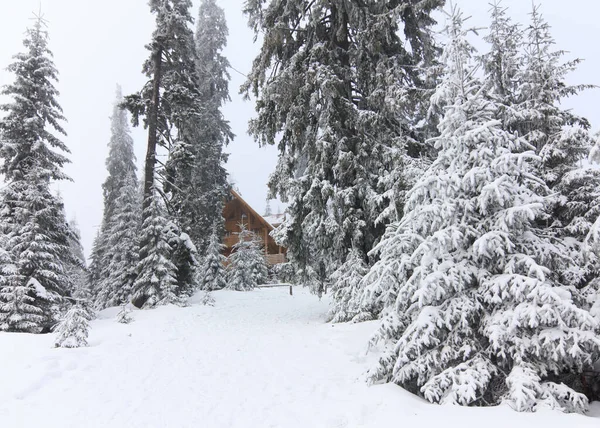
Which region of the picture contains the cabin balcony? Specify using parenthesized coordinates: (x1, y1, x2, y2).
(266, 254, 287, 265)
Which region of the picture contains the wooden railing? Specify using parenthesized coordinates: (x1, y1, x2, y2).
(266, 254, 286, 265)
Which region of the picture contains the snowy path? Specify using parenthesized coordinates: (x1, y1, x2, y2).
(0, 287, 599, 427)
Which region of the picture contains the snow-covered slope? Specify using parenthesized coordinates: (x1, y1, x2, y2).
(0, 287, 598, 427)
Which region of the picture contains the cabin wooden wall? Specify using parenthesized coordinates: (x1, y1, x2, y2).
(222, 197, 286, 262)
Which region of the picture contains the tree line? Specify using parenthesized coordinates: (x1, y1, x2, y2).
(244, 0, 600, 413)
(1, 0, 599, 414)
(0, 0, 234, 332)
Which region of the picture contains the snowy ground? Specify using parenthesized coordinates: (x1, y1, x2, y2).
(1, 287, 599, 428)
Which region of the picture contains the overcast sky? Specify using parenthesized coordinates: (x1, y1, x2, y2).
(0, 0, 598, 258)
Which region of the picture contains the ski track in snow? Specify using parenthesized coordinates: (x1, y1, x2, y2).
(0, 287, 599, 427)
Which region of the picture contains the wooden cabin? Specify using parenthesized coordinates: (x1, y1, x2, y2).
(223, 189, 287, 265)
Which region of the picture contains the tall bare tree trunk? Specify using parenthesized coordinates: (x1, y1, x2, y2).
(143, 47, 163, 211)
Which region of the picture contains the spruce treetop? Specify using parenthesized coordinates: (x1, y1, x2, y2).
(0, 16, 70, 182)
(103, 85, 137, 223)
(196, 0, 230, 106)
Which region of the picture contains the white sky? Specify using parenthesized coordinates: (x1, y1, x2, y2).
(0, 0, 598, 257)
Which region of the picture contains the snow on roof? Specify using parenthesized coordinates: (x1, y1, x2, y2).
(263, 213, 285, 227)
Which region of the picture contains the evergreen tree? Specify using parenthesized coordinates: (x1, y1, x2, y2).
(226, 224, 267, 291)
(243, 0, 443, 298)
(164, 221, 199, 298)
(165, 0, 232, 255)
(249, 246, 269, 288)
(0, 18, 75, 333)
(582, 137, 600, 316)
(91, 88, 140, 309)
(123, 0, 199, 206)
(518, 5, 591, 163)
(54, 305, 90, 348)
(94, 175, 141, 309)
(116, 303, 134, 324)
(362, 8, 599, 413)
(66, 219, 93, 317)
(90, 87, 138, 303)
(482, 0, 600, 294)
(123, 0, 205, 292)
(131, 193, 180, 308)
(199, 291, 215, 306)
(518, 5, 600, 288)
(482, 1, 523, 128)
(88, 230, 106, 300)
(328, 249, 369, 323)
(554, 140, 600, 287)
(103, 86, 137, 227)
(264, 198, 272, 217)
(200, 225, 227, 291)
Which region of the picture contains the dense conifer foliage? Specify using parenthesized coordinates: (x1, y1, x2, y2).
(165, 0, 232, 255)
(360, 6, 600, 413)
(123, 0, 231, 300)
(227, 224, 268, 291)
(54, 304, 90, 348)
(91, 88, 140, 310)
(131, 193, 181, 308)
(200, 226, 227, 291)
(243, 0, 443, 301)
(0, 18, 78, 333)
(1, 0, 599, 416)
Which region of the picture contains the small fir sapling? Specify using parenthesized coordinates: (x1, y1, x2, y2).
(226, 224, 267, 291)
(200, 292, 215, 307)
(116, 303, 134, 324)
(54, 305, 90, 348)
(200, 225, 227, 291)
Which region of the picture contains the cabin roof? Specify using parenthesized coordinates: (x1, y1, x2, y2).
(229, 188, 275, 232)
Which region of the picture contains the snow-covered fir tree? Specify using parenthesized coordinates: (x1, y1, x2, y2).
(243, 0, 443, 297)
(54, 305, 90, 348)
(200, 225, 227, 291)
(553, 140, 600, 287)
(199, 291, 215, 306)
(90, 86, 138, 300)
(481, 0, 523, 128)
(66, 219, 89, 298)
(518, 6, 595, 213)
(94, 174, 141, 309)
(0, 18, 76, 333)
(164, 221, 199, 299)
(581, 137, 600, 316)
(518, 5, 592, 164)
(123, 0, 205, 289)
(103, 86, 138, 231)
(123, 0, 199, 204)
(480, 1, 600, 306)
(328, 249, 369, 323)
(264, 198, 272, 217)
(88, 231, 105, 301)
(131, 193, 181, 308)
(165, 0, 232, 256)
(226, 224, 267, 291)
(361, 8, 600, 413)
(65, 219, 95, 320)
(116, 303, 134, 324)
(515, 6, 600, 289)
